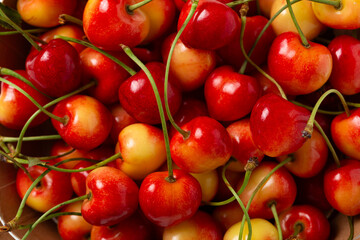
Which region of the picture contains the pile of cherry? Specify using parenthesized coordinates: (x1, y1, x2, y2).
(0, 0, 360, 239)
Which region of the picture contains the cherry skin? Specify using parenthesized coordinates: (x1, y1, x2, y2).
(328, 35, 360, 95)
(212, 201, 244, 232)
(118, 62, 182, 124)
(237, 161, 297, 219)
(51, 95, 113, 151)
(57, 201, 93, 240)
(26, 39, 82, 98)
(178, 0, 240, 50)
(170, 116, 232, 173)
(324, 159, 360, 216)
(331, 108, 360, 160)
(16, 164, 73, 213)
(279, 205, 330, 240)
(205, 65, 261, 122)
(81, 166, 139, 226)
(70, 161, 93, 196)
(83, 0, 150, 50)
(161, 32, 217, 92)
(163, 211, 223, 240)
(0, 70, 50, 130)
(109, 104, 138, 143)
(276, 129, 328, 178)
(226, 118, 264, 168)
(267, 32, 332, 96)
(139, 169, 202, 227)
(17, 0, 77, 27)
(250, 93, 310, 157)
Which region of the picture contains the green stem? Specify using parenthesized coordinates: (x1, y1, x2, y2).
(0, 150, 34, 181)
(347, 216, 354, 240)
(221, 161, 252, 240)
(291, 100, 344, 115)
(0, 13, 41, 51)
(314, 120, 340, 168)
(239, 0, 302, 73)
(58, 14, 83, 26)
(14, 81, 96, 156)
(239, 10, 287, 100)
(291, 222, 304, 238)
(0, 77, 66, 123)
(2, 135, 62, 143)
(54, 35, 137, 76)
(164, 0, 198, 139)
(226, 0, 253, 8)
(285, 0, 309, 47)
(0, 28, 47, 36)
(21, 194, 90, 240)
(16, 212, 82, 230)
(270, 203, 283, 240)
(302, 89, 350, 139)
(121, 45, 175, 182)
(127, 0, 152, 12)
(309, 0, 341, 8)
(239, 157, 293, 238)
(0, 141, 9, 153)
(347, 102, 360, 108)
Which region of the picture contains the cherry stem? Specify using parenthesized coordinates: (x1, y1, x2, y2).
(239, 0, 301, 73)
(291, 100, 344, 115)
(0, 149, 35, 181)
(0, 77, 66, 123)
(14, 81, 96, 156)
(0, 67, 52, 98)
(239, 8, 287, 100)
(16, 212, 81, 230)
(58, 14, 83, 26)
(309, 0, 341, 9)
(0, 28, 47, 36)
(221, 161, 252, 240)
(347, 216, 354, 240)
(21, 194, 90, 240)
(205, 158, 258, 206)
(226, 0, 253, 8)
(127, 0, 152, 12)
(270, 203, 283, 240)
(302, 89, 350, 139)
(239, 156, 293, 238)
(290, 222, 304, 239)
(54, 35, 137, 76)
(1, 135, 62, 143)
(347, 102, 360, 108)
(121, 45, 175, 182)
(164, 0, 199, 140)
(285, 0, 309, 47)
(314, 120, 341, 168)
(18, 148, 76, 163)
(0, 10, 41, 51)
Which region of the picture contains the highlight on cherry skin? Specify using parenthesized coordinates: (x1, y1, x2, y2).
(1, 0, 360, 239)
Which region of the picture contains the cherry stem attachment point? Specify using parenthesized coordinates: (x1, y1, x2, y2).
(121, 44, 175, 182)
(58, 14, 83, 26)
(164, 0, 199, 140)
(289, 222, 304, 239)
(270, 202, 283, 240)
(54, 35, 137, 76)
(285, 0, 310, 48)
(239, 10, 287, 100)
(302, 89, 350, 139)
(309, 0, 341, 9)
(226, 0, 253, 8)
(127, 0, 152, 12)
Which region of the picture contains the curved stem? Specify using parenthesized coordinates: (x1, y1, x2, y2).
(291, 222, 304, 239)
(58, 14, 83, 26)
(0, 28, 47, 36)
(2, 135, 62, 143)
(291, 100, 344, 115)
(127, 0, 152, 12)
(14, 81, 96, 156)
(314, 120, 340, 168)
(302, 89, 350, 139)
(0, 150, 34, 181)
(285, 0, 309, 47)
(270, 203, 283, 240)
(347, 102, 360, 108)
(347, 216, 354, 240)
(54, 35, 137, 76)
(164, 0, 199, 139)
(120, 45, 175, 182)
(239, 157, 293, 238)
(239, 10, 287, 100)
(0, 12, 41, 51)
(239, 0, 301, 73)
(226, 0, 253, 8)
(16, 212, 82, 230)
(21, 194, 90, 240)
